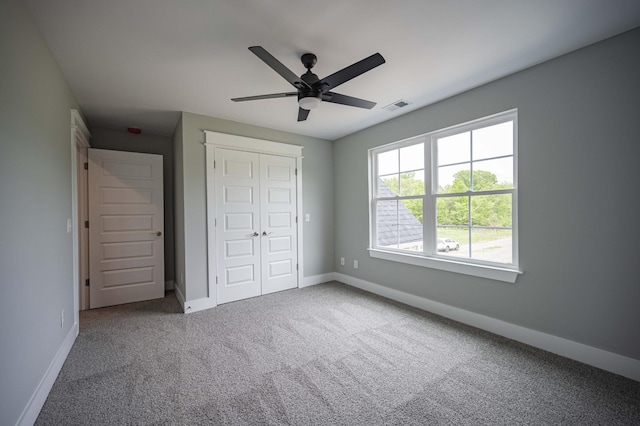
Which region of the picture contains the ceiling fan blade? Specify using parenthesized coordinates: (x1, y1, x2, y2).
(298, 107, 310, 122)
(231, 92, 298, 102)
(322, 92, 376, 109)
(249, 46, 311, 90)
(316, 53, 385, 91)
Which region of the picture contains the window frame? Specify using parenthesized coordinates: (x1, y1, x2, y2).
(368, 109, 521, 283)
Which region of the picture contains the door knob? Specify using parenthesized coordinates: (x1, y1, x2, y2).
(156, 231, 162, 236)
(262, 231, 272, 236)
(252, 232, 260, 237)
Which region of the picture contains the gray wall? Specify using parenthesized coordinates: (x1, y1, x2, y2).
(174, 112, 334, 301)
(333, 28, 640, 361)
(0, 0, 80, 424)
(91, 127, 175, 285)
(173, 117, 186, 296)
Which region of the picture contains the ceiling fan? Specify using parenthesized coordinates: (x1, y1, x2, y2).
(231, 46, 385, 122)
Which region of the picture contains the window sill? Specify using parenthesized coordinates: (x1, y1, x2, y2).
(368, 248, 522, 283)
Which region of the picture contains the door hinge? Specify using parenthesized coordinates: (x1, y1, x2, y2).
(296, 264, 299, 271)
(84, 162, 88, 170)
(85, 279, 90, 287)
(295, 168, 298, 176)
(84, 220, 89, 228)
(214, 218, 217, 227)
(213, 160, 216, 169)
(216, 276, 218, 284)
(295, 216, 298, 223)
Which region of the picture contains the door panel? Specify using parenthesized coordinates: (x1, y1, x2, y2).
(260, 154, 298, 295)
(216, 149, 261, 304)
(88, 148, 164, 308)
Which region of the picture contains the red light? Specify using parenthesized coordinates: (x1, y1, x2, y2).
(127, 127, 142, 134)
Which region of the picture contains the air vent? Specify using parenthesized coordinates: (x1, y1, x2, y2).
(382, 99, 412, 112)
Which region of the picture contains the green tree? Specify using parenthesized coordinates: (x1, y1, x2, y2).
(440, 169, 498, 194)
(437, 170, 511, 227)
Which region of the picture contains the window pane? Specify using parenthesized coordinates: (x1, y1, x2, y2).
(377, 150, 398, 176)
(470, 228, 512, 264)
(437, 132, 470, 166)
(472, 158, 513, 190)
(376, 200, 398, 248)
(400, 170, 424, 196)
(399, 199, 423, 251)
(437, 163, 470, 193)
(378, 175, 399, 196)
(400, 143, 424, 172)
(470, 194, 512, 227)
(473, 121, 513, 161)
(437, 196, 469, 228)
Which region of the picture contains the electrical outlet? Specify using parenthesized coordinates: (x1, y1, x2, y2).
(353, 260, 358, 269)
(60, 310, 64, 328)
(340, 257, 345, 266)
(305, 213, 310, 222)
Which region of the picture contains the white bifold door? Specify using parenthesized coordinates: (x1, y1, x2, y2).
(215, 148, 298, 304)
(88, 148, 164, 309)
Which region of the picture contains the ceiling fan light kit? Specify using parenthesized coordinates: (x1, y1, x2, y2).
(298, 95, 321, 110)
(232, 46, 385, 121)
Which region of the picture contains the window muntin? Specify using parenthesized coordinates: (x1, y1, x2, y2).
(370, 110, 518, 274)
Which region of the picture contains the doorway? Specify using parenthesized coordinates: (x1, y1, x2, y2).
(205, 131, 304, 306)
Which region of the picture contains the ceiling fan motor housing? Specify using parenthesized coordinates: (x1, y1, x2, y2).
(299, 67, 322, 109)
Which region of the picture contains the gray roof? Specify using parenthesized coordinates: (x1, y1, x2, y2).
(376, 179, 423, 247)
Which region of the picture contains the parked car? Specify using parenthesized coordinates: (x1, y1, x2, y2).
(437, 238, 460, 252)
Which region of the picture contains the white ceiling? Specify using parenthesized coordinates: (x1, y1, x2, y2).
(24, 0, 640, 141)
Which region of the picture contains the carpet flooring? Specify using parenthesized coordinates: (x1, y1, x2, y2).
(36, 281, 640, 425)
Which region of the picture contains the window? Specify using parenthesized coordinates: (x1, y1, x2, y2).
(369, 110, 520, 282)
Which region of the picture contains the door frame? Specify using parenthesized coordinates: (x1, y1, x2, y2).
(204, 131, 303, 309)
(71, 110, 91, 325)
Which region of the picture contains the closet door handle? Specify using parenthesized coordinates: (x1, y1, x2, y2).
(252, 232, 259, 237)
(262, 231, 272, 236)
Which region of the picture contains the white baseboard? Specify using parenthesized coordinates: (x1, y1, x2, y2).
(18, 322, 78, 426)
(165, 280, 174, 291)
(174, 285, 216, 314)
(334, 273, 640, 382)
(182, 296, 217, 314)
(301, 272, 338, 288)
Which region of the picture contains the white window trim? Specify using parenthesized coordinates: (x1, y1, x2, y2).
(368, 109, 521, 283)
(368, 248, 521, 282)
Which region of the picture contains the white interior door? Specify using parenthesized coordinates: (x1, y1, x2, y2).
(88, 148, 164, 308)
(215, 148, 262, 304)
(215, 148, 298, 304)
(260, 154, 298, 295)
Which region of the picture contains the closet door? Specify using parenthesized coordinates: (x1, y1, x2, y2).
(215, 148, 261, 304)
(260, 154, 298, 294)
